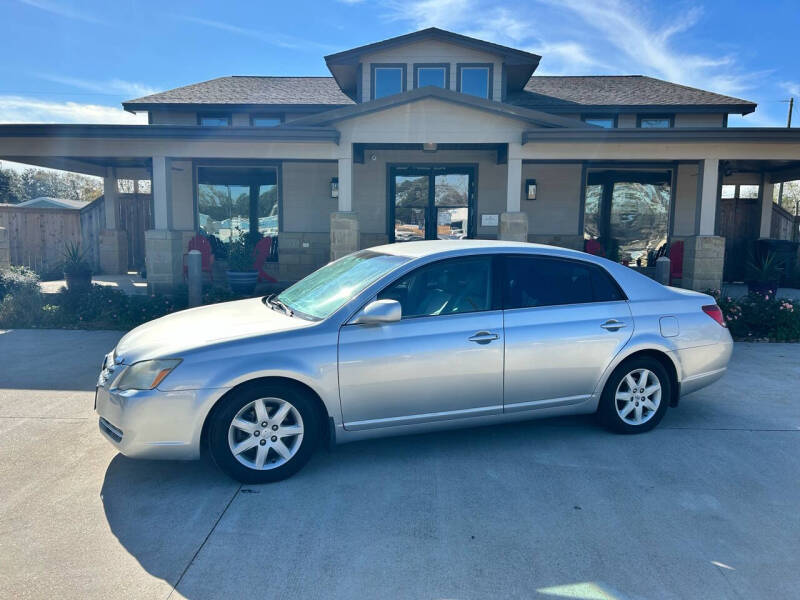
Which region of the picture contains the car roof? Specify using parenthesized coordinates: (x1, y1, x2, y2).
(370, 239, 580, 259)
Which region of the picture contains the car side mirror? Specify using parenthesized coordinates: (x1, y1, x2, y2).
(350, 299, 401, 325)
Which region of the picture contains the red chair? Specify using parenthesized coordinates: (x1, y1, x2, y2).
(183, 233, 214, 281)
(669, 241, 684, 284)
(253, 236, 277, 283)
(584, 239, 606, 257)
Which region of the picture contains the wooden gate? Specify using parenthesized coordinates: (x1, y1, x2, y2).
(117, 194, 153, 271)
(719, 197, 759, 281)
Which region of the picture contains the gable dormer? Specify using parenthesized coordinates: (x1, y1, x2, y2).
(324, 27, 541, 103)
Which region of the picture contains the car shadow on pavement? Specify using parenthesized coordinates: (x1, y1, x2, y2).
(100, 414, 609, 598)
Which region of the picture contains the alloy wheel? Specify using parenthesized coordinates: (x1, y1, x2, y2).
(227, 397, 304, 470)
(614, 368, 662, 426)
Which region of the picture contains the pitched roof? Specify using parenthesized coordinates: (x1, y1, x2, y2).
(16, 197, 86, 209)
(507, 75, 756, 113)
(286, 86, 592, 128)
(123, 76, 355, 111)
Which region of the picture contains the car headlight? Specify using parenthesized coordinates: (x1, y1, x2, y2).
(115, 359, 182, 391)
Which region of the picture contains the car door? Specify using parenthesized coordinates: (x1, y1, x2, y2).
(338, 255, 504, 430)
(501, 254, 633, 412)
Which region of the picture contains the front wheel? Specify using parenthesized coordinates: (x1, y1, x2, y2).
(598, 357, 671, 434)
(208, 382, 321, 483)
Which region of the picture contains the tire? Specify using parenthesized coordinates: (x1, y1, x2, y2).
(597, 357, 671, 434)
(208, 382, 321, 483)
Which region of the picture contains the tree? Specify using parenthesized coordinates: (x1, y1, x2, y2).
(775, 180, 800, 216)
(0, 166, 101, 204)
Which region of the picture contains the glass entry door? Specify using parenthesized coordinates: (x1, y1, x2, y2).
(389, 166, 475, 242)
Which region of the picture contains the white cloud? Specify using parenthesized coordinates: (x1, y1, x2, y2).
(34, 74, 159, 99)
(17, 0, 104, 24)
(782, 82, 800, 98)
(0, 96, 147, 124)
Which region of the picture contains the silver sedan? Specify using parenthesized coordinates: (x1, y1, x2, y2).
(95, 240, 732, 483)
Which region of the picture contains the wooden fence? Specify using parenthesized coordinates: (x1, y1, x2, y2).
(0, 196, 105, 274)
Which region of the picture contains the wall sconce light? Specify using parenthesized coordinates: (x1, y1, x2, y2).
(330, 177, 339, 198)
(525, 178, 537, 200)
(422, 142, 438, 152)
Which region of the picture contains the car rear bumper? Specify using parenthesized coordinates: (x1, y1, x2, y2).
(95, 384, 227, 460)
(673, 339, 733, 397)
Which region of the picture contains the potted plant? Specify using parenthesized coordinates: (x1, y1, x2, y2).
(208, 234, 229, 288)
(225, 231, 259, 295)
(62, 242, 92, 293)
(746, 250, 782, 297)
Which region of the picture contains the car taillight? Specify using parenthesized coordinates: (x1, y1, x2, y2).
(702, 304, 726, 327)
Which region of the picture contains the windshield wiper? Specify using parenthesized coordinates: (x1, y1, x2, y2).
(266, 294, 293, 317)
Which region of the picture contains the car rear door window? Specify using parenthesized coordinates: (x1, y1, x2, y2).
(504, 255, 624, 309)
(378, 256, 492, 318)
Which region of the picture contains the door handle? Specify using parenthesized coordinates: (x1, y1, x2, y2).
(600, 319, 627, 331)
(468, 331, 499, 344)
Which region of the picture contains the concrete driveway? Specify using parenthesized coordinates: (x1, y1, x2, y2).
(1, 329, 799, 600)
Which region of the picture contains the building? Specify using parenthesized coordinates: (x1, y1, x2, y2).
(0, 27, 798, 291)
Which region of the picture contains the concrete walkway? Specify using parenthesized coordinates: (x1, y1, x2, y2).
(40, 273, 148, 295)
(1, 329, 799, 599)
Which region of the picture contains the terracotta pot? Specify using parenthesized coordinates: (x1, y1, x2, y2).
(226, 270, 258, 295)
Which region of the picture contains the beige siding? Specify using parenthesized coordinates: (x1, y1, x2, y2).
(351, 149, 506, 236)
(617, 114, 637, 128)
(149, 111, 197, 125)
(520, 163, 583, 235)
(360, 40, 503, 102)
(673, 163, 699, 236)
(171, 160, 194, 230)
(232, 113, 250, 127)
(675, 113, 725, 127)
(282, 161, 339, 232)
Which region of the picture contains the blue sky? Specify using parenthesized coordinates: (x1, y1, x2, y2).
(1, 0, 798, 128)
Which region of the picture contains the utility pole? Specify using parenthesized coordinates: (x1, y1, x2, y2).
(777, 97, 794, 211)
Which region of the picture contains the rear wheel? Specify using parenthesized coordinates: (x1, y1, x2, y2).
(598, 357, 670, 433)
(209, 382, 321, 483)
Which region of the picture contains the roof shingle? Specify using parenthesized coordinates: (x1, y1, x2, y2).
(507, 75, 755, 110)
(124, 76, 355, 108)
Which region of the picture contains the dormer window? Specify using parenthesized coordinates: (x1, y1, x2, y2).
(372, 64, 407, 100)
(582, 115, 617, 128)
(457, 64, 492, 99)
(198, 113, 231, 127)
(414, 63, 449, 89)
(638, 115, 674, 128)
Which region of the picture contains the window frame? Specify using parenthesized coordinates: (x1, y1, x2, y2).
(375, 254, 501, 320)
(370, 63, 407, 100)
(636, 114, 674, 128)
(581, 114, 618, 128)
(250, 114, 284, 127)
(500, 253, 628, 311)
(197, 113, 232, 127)
(413, 63, 450, 90)
(456, 63, 493, 99)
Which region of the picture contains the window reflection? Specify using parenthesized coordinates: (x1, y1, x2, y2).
(584, 171, 671, 267)
(197, 167, 278, 244)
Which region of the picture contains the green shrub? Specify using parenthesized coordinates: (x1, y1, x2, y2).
(715, 291, 800, 342)
(0, 266, 40, 301)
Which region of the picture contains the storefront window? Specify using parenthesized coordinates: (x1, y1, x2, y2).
(197, 166, 278, 244)
(584, 171, 671, 267)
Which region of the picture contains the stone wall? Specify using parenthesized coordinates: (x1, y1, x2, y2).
(144, 230, 184, 294)
(278, 231, 330, 282)
(682, 235, 725, 292)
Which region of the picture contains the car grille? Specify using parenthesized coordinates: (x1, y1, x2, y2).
(99, 417, 123, 443)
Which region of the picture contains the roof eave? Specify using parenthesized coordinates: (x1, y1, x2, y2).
(521, 127, 800, 144)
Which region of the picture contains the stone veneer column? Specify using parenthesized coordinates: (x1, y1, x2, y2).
(498, 212, 529, 242)
(682, 235, 725, 292)
(0, 227, 10, 270)
(330, 212, 360, 261)
(145, 229, 184, 293)
(98, 229, 128, 274)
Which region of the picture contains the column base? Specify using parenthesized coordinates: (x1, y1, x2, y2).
(330, 212, 360, 261)
(145, 230, 184, 294)
(682, 235, 725, 292)
(498, 212, 528, 242)
(98, 229, 128, 274)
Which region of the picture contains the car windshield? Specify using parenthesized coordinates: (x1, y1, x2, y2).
(276, 250, 409, 319)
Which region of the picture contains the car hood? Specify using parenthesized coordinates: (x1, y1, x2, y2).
(114, 297, 314, 364)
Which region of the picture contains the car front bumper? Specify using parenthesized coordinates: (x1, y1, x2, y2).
(95, 383, 228, 460)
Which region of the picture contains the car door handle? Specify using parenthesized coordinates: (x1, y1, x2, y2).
(600, 319, 627, 331)
(468, 331, 499, 344)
